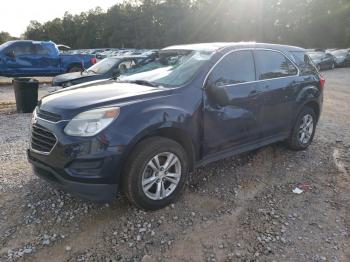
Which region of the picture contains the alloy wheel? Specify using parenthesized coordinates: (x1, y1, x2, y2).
(298, 114, 314, 145)
(142, 152, 182, 200)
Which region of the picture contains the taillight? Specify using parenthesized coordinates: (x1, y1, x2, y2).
(319, 74, 326, 89)
(91, 57, 97, 64)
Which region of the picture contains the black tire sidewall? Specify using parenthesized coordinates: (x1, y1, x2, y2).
(123, 137, 189, 210)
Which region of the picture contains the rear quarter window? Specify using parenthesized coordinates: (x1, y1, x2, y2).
(290, 51, 318, 75)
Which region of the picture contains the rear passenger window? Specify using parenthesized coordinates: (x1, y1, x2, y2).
(34, 44, 50, 55)
(255, 50, 298, 80)
(208, 50, 255, 86)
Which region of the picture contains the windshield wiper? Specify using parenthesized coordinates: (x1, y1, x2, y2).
(86, 69, 98, 74)
(119, 80, 159, 87)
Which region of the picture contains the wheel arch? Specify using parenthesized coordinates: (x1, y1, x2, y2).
(67, 63, 83, 72)
(117, 125, 198, 185)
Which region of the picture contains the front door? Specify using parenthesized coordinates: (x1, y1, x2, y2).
(3, 42, 36, 76)
(203, 50, 262, 156)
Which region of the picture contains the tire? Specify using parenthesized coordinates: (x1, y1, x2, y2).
(286, 107, 317, 150)
(68, 65, 82, 73)
(122, 137, 189, 211)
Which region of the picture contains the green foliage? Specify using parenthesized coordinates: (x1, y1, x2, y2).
(23, 0, 350, 48)
(0, 31, 17, 45)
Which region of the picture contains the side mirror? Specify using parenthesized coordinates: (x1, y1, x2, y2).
(5, 50, 15, 58)
(206, 80, 231, 107)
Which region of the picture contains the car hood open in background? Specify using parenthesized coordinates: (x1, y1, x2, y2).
(40, 80, 168, 116)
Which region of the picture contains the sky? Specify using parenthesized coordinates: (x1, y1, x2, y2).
(0, 0, 122, 37)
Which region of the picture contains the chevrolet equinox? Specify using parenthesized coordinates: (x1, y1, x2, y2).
(28, 43, 324, 210)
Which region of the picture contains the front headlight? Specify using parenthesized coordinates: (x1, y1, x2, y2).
(64, 107, 120, 137)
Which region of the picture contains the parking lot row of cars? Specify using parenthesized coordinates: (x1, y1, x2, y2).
(306, 48, 350, 70)
(66, 48, 159, 60)
(1, 40, 348, 82)
(67, 46, 350, 73)
(51, 46, 349, 89)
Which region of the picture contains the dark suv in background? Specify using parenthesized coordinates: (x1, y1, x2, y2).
(27, 42, 324, 210)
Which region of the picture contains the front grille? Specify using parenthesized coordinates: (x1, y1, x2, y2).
(31, 124, 57, 154)
(37, 109, 62, 122)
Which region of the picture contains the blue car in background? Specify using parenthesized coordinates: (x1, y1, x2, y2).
(0, 40, 97, 77)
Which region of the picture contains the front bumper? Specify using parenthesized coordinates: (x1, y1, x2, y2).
(28, 150, 118, 202)
(27, 115, 126, 202)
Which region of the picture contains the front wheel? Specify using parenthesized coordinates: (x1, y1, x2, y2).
(286, 107, 317, 150)
(122, 137, 189, 210)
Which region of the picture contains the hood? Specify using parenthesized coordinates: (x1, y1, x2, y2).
(53, 71, 98, 84)
(40, 80, 169, 115)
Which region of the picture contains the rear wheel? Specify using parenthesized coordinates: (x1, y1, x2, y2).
(68, 65, 82, 73)
(286, 107, 317, 150)
(122, 137, 189, 210)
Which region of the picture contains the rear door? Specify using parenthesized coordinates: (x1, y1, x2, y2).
(32, 43, 60, 75)
(203, 50, 262, 155)
(254, 49, 299, 139)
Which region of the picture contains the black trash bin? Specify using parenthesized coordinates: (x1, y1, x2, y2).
(13, 78, 39, 113)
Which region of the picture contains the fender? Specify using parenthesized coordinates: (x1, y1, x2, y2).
(295, 85, 320, 105)
(111, 102, 202, 178)
(293, 84, 322, 125)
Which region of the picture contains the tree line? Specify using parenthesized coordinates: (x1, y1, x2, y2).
(2, 0, 350, 49)
(0, 31, 17, 44)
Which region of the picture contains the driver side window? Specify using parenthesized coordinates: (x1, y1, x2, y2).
(208, 50, 256, 87)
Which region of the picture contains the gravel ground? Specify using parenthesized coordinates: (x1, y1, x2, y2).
(0, 69, 349, 262)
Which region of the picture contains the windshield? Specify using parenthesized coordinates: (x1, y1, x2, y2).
(87, 58, 120, 74)
(120, 50, 214, 87)
(308, 53, 324, 60)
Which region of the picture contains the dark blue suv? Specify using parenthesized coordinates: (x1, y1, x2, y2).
(27, 43, 324, 210)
